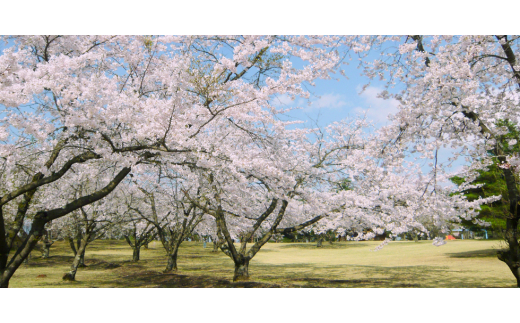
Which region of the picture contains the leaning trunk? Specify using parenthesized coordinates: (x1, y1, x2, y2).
(63, 238, 88, 281)
(68, 237, 77, 256)
(233, 258, 250, 282)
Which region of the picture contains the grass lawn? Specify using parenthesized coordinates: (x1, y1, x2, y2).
(8, 239, 517, 288)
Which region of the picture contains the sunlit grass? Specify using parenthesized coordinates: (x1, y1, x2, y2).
(9, 239, 516, 288)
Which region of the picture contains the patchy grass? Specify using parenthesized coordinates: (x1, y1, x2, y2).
(9, 239, 517, 288)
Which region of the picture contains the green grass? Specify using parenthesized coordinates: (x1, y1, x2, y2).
(8, 239, 517, 288)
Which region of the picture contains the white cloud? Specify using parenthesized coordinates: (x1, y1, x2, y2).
(309, 93, 348, 110)
(272, 94, 295, 107)
(272, 93, 348, 112)
(354, 86, 399, 124)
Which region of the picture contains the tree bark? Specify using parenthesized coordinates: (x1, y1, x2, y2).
(317, 237, 323, 248)
(41, 241, 53, 258)
(164, 251, 178, 273)
(63, 237, 88, 281)
(78, 250, 86, 267)
(233, 258, 250, 282)
(132, 246, 141, 262)
(68, 236, 77, 256)
(496, 156, 520, 287)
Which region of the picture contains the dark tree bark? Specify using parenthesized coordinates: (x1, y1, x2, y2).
(233, 257, 250, 281)
(68, 237, 77, 256)
(164, 251, 178, 273)
(132, 246, 141, 262)
(78, 250, 86, 268)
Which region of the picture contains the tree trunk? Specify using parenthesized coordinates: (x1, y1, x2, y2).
(233, 258, 250, 282)
(212, 240, 220, 253)
(63, 238, 88, 281)
(132, 246, 141, 262)
(164, 251, 178, 273)
(41, 242, 52, 258)
(498, 248, 520, 287)
(68, 237, 77, 256)
(0, 276, 8, 288)
(497, 216, 520, 287)
(78, 250, 86, 267)
(317, 238, 323, 248)
(496, 159, 520, 287)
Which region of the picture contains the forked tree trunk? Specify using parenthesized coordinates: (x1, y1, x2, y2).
(68, 237, 77, 255)
(78, 250, 86, 267)
(164, 251, 178, 273)
(132, 246, 141, 262)
(233, 258, 250, 282)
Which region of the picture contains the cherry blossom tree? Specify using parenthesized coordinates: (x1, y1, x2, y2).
(353, 35, 520, 285)
(124, 168, 209, 272)
(0, 35, 349, 287)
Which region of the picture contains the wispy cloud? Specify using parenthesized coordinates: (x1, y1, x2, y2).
(353, 86, 399, 123)
(309, 93, 348, 110)
(272, 93, 348, 111)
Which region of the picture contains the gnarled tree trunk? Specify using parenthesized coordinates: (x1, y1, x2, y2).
(233, 258, 250, 282)
(164, 251, 178, 273)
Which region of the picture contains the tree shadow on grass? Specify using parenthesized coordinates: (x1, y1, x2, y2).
(22, 255, 75, 268)
(112, 271, 281, 288)
(447, 249, 499, 258)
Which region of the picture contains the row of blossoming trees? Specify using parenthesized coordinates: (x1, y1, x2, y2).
(0, 35, 518, 288)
